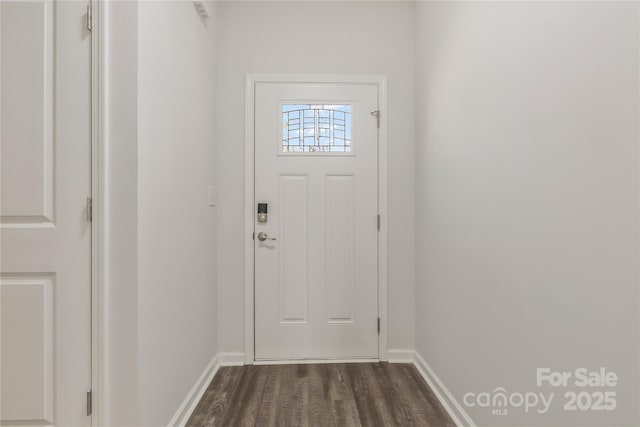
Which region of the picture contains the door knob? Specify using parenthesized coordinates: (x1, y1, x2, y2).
(257, 232, 276, 242)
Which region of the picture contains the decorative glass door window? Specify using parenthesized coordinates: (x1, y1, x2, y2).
(282, 104, 352, 153)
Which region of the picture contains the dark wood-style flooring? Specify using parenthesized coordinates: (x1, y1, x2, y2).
(186, 363, 455, 427)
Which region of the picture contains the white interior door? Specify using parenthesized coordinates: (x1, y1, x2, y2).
(254, 81, 379, 360)
(1, 1, 92, 425)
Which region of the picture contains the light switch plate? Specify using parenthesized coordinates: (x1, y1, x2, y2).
(208, 185, 216, 207)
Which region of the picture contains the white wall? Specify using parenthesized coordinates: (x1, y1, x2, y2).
(216, 0, 417, 355)
(105, 2, 139, 425)
(415, 2, 639, 426)
(137, 2, 218, 426)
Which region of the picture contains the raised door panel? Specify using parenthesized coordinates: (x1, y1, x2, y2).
(325, 174, 355, 323)
(0, 276, 54, 425)
(279, 174, 308, 323)
(0, 1, 54, 224)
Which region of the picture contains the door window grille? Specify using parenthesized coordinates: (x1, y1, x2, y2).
(282, 104, 352, 153)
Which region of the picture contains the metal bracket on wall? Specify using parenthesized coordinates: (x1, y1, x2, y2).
(193, 1, 209, 19)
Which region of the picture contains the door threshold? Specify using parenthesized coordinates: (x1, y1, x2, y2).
(253, 358, 380, 365)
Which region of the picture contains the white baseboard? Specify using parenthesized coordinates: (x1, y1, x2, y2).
(167, 354, 221, 427)
(168, 350, 473, 427)
(253, 358, 378, 365)
(387, 348, 415, 363)
(218, 352, 245, 366)
(168, 352, 246, 426)
(411, 351, 476, 427)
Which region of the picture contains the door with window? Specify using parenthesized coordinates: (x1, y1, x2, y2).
(254, 81, 380, 360)
(1, 1, 93, 425)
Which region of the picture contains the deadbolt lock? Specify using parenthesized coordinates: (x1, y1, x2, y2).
(257, 203, 268, 223)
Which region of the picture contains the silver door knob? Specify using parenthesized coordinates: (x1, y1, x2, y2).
(257, 232, 276, 242)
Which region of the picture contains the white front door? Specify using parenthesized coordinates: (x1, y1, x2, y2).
(1, 1, 92, 425)
(254, 81, 379, 360)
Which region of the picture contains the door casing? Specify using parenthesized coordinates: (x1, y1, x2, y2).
(244, 74, 388, 364)
(91, 0, 105, 424)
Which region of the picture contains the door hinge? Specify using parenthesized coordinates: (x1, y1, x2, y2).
(377, 317, 381, 334)
(86, 389, 92, 416)
(252, 232, 255, 241)
(86, 4, 93, 32)
(377, 214, 381, 231)
(371, 110, 381, 129)
(86, 197, 93, 222)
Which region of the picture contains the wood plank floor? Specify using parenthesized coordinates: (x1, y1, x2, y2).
(186, 363, 455, 427)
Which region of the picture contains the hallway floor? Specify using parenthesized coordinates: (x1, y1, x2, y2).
(186, 362, 455, 426)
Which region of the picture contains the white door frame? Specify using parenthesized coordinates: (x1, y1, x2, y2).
(244, 74, 388, 364)
(91, 0, 106, 425)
